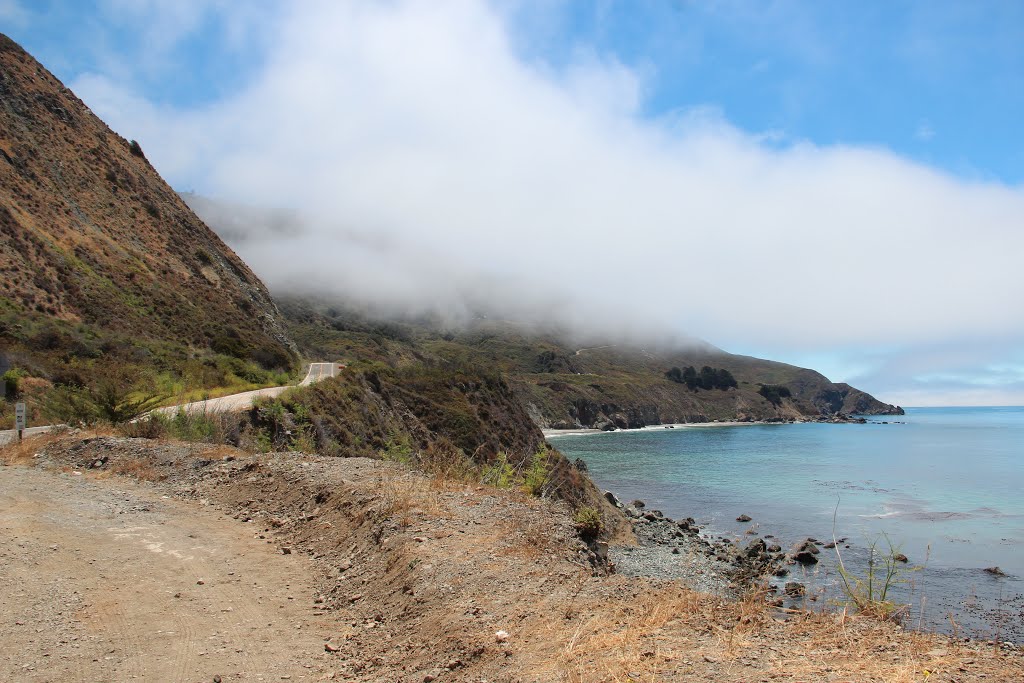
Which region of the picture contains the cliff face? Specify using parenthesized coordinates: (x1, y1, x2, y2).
(0, 34, 294, 372)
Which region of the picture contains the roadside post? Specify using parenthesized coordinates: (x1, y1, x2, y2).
(15, 402, 26, 442)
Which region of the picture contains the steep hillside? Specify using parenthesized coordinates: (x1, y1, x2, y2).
(274, 298, 903, 430)
(0, 35, 295, 386)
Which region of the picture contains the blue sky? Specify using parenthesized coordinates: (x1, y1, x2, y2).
(3, 1, 1023, 405)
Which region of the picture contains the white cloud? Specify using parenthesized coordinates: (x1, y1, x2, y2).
(0, 0, 29, 27)
(69, 1, 1024, 396)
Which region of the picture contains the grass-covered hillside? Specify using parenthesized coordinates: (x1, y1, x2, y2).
(278, 297, 903, 430)
(0, 34, 298, 421)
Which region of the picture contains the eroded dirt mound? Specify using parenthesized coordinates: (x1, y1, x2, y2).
(3, 433, 1021, 682)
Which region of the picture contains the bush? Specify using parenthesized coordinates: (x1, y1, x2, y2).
(36, 369, 166, 426)
(666, 365, 736, 391)
(2, 368, 24, 397)
(833, 532, 914, 621)
(572, 506, 603, 540)
(522, 449, 553, 497)
(481, 452, 516, 488)
(758, 384, 792, 406)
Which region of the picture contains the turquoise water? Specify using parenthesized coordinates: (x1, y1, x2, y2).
(552, 407, 1024, 639)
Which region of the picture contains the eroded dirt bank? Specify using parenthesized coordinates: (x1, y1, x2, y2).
(2, 433, 1021, 682)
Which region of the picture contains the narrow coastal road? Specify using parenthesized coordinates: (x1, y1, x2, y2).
(0, 362, 342, 445)
(298, 362, 342, 386)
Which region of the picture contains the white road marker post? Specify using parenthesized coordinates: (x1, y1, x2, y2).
(15, 402, 26, 442)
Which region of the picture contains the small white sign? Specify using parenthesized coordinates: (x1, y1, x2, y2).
(14, 402, 26, 431)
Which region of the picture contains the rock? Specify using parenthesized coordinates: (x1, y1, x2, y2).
(767, 544, 782, 553)
(214, 677, 222, 683)
(787, 539, 821, 564)
(677, 517, 697, 532)
(791, 539, 820, 555)
(446, 659, 462, 670)
(744, 538, 767, 559)
(784, 582, 806, 596)
(791, 551, 818, 565)
(280, 547, 292, 555)
(893, 553, 908, 563)
(495, 630, 510, 643)
(671, 547, 680, 555)
(196, 579, 205, 585)
(736, 514, 752, 522)
(325, 642, 341, 653)
(423, 675, 436, 683)
(983, 566, 1007, 576)
(338, 559, 352, 572)
(630, 500, 646, 509)
(642, 511, 664, 521)
(603, 491, 621, 508)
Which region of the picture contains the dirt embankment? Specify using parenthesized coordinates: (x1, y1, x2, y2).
(2, 433, 1021, 682)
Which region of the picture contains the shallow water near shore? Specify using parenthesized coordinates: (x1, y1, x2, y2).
(552, 406, 1024, 641)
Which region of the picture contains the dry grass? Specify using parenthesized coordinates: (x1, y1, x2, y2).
(549, 586, 720, 682)
(107, 456, 167, 482)
(0, 431, 64, 465)
(372, 465, 450, 524)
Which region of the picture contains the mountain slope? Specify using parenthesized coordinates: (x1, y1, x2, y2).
(274, 298, 903, 429)
(0, 35, 295, 378)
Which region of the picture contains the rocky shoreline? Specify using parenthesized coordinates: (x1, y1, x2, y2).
(604, 491, 842, 607)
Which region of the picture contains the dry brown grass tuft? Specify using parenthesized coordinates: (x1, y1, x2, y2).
(373, 466, 449, 523)
(557, 587, 718, 682)
(0, 430, 65, 465)
(108, 456, 166, 482)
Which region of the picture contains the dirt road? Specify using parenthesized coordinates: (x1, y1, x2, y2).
(0, 465, 336, 682)
(0, 362, 342, 445)
(2, 434, 1020, 682)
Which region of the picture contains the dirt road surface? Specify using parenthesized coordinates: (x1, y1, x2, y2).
(0, 362, 342, 445)
(0, 465, 335, 682)
(2, 434, 1021, 682)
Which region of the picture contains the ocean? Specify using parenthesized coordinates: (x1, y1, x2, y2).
(551, 406, 1024, 641)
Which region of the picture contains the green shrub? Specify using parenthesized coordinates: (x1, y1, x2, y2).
(572, 506, 603, 540)
(522, 449, 552, 497)
(758, 384, 792, 405)
(481, 452, 516, 488)
(381, 437, 414, 465)
(833, 533, 914, 621)
(2, 368, 24, 397)
(37, 370, 165, 425)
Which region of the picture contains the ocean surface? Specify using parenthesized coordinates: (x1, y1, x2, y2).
(551, 406, 1024, 641)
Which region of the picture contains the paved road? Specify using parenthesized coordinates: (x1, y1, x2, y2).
(298, 362, 342, 385)
(0, 362, 343, 445)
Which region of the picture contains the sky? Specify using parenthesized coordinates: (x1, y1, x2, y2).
(3, 0, 1023, 406)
